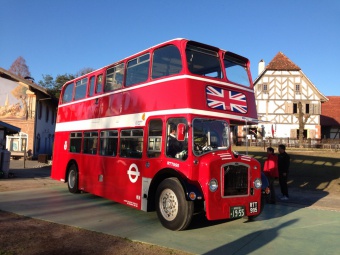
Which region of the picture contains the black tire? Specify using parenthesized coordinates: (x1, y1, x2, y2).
(156, 178, 194, 231)
(67, 163, 80, 193)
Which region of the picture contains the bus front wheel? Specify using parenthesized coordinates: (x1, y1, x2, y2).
(67, 164, 80, 193)
(156, 178, 194, 231)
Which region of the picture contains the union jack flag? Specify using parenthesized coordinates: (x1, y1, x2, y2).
(206, 85, 247, 113)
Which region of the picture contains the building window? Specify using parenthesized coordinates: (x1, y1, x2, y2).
(295, 84, 300, 93)
(38, 102, 42, 119)
(293, 103, 298, 114)
(305, 103, 310, 114)
(51, 110, 55, 124)
(262, 84, 268, 92)
(45, 106, 49, 122)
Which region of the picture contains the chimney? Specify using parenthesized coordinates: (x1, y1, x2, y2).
(258, 59, 265, 75)
(24, 76, 35, 83)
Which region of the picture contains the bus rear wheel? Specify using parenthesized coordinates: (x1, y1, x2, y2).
(156, 178, 194, 231)
(67, 164, 80, 193)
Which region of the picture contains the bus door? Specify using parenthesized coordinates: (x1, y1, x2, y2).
(113, 128, 144, 210)
(98, 130, 118, 198)
(142, 119, 164, 211)
(81, 131, 103, 194)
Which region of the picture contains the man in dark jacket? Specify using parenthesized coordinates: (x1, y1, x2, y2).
(278, 144, 290, 200)
(167, 124, 183, 158)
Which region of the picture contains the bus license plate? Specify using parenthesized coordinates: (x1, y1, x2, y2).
(230, 206, 245, 218)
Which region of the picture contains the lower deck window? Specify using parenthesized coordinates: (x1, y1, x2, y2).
(100, 130, 118, 156)
(70, 132, 82, 153)
(120, 129, 143, 158)
(83, 132, 98, 154)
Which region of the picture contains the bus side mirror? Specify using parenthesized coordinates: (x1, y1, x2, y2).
(177, 123, 186, 141)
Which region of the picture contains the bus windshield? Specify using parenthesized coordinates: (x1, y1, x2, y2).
(193, 118, 230, 155)
(224, 54, 250, 86)
(186, 44, 222, 78)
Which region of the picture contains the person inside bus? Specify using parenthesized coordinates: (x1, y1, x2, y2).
(167, 124, 184, 158)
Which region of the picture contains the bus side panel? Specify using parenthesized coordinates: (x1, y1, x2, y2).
(119, 80, 189, 116)
(57, 98, 99, 123)
(100, 157, 143, 210)
(79, 154, 105, 196)
(51, 131, 70, 181)
(99, 92, 122, 118)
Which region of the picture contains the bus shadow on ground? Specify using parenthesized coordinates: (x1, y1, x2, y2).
(187, 202, 301, 230)
(202, 219, 299, 255)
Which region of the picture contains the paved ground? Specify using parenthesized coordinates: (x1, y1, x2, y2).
(5, 158, 340, 211)
(1, 159, 340, 254)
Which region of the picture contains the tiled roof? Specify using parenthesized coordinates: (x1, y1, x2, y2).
(266, 52, 301, 71)
(320, 96, 340, 126)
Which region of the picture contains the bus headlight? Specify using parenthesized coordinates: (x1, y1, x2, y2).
(209, 179, 218, 192)
(254, 178, 262, 189)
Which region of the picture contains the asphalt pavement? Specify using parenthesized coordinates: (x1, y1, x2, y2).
(5, 158, 340, 212)
(1, 159, 340, 255)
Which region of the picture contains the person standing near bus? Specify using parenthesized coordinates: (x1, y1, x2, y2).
(167, 124, 183, 158)
(263, 147, 278, 204)
(278, 144, 290, 200)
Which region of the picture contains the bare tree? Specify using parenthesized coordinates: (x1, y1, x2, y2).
(75, 67, 95, 77)
(9, 56, 31, 79)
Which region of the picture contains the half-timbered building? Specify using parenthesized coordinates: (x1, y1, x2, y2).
(252, 52, 328, 143)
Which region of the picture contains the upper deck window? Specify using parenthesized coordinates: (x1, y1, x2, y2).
(152, 45, 182, 79)
(74, 78, 88, 100)
(224, 54, 250, 86)
(62, 82, 74, 103)
(105, 63, 125, 92)
(96, 75, 103, 93)
(186, 44, 222, 78)
(126, 54, 150, 86)
(89, 76, 95, 96)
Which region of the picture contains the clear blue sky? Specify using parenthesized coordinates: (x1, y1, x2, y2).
(1, 0, 339, 95)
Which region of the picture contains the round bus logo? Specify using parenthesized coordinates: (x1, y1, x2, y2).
(127, 163, 140, 183)
(64, 141, 67, 150)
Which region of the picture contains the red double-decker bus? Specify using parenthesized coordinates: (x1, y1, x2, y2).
(51, 38, 262, 230)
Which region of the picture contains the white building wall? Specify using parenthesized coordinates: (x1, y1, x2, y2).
(254, 68, 326, 140)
